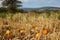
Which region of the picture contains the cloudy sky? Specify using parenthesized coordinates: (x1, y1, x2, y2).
(0, 0, 60, 8)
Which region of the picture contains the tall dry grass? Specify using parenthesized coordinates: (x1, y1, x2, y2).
(0, 12, 60, 40)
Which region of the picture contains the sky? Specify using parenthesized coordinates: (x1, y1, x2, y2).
(20, 0, 60, 8)
(0, 0, 60, 8)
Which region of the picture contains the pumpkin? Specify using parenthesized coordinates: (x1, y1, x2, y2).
(6, 30, 11, 35)
(6, 30, 11, 38)
(20, 29, 25, 33)
(20, 29, 26, 35)
(42, 29, 48, 35)
(35, 33, 41, 38)
(35, 26, 39, 30)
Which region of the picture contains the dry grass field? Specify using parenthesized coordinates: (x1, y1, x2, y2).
(0, 12, 60, 40)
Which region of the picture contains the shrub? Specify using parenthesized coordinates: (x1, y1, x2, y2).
(58, 15, 60, 20)
(0, 13, 7, 18)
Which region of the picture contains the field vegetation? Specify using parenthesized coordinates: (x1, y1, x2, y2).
(0, 0, 60, 40)
(0, 11, 60, 40)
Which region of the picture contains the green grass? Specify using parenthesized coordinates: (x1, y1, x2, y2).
(0, 13, 7, 18)
(58, 14, 60, 20)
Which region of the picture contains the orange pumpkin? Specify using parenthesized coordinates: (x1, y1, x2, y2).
(35, 26, 39, 30)
(20, 29, 25, 33)
(6, 30, 11, 35)
(20, 29, 26, 35)
(6, 30, 11, 38)
(35, 33, 41, 38)
(42, 29, 48, 35)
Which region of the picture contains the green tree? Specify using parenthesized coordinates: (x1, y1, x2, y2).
(2, 0, 22, 12)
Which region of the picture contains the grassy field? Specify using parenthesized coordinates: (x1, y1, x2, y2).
(0, 12, 60, 40)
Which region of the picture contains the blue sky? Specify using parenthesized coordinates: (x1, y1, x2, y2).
(0, 0, 60, 8)
(20, 0, 60, 8)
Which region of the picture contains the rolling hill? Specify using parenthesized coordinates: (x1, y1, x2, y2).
(23, 7, 60, 12)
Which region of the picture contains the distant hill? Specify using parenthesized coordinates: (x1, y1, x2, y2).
(23, 7, 60, 12)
